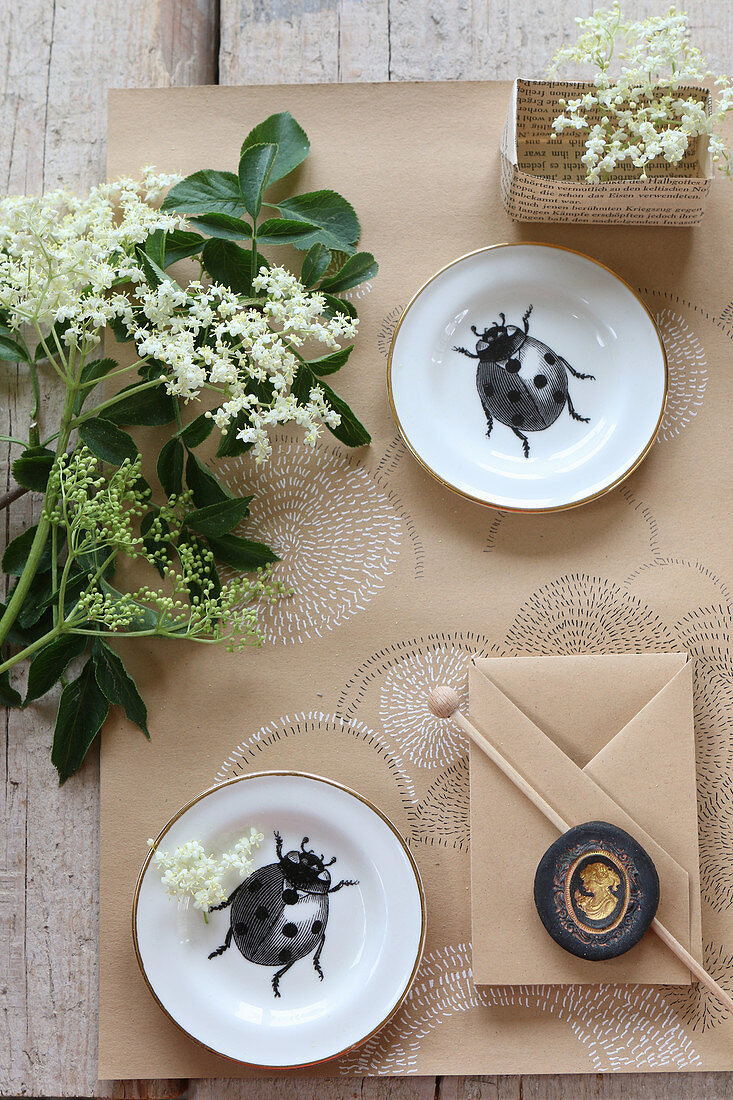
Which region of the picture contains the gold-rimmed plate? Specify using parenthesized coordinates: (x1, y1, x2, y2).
(388, 243, 667, 512)
(133, 771, 425, 1068)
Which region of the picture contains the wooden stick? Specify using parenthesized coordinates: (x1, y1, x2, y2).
(428, 684, 733, 1019)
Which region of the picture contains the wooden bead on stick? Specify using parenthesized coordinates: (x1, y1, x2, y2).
(428, 685, 460, 719)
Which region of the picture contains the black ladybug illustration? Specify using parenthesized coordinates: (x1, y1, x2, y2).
(208, 832, 358, 997)
(453, 304, 595, 457)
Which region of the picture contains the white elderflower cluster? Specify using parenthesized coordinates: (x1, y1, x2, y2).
(0, 171, 357, 464)
(127, 266, 353, 463)
(0, 168, 184, 346)
(149, 828, 264, 911)
(220, 827, 266, 873)
(549, 3, 733, 181)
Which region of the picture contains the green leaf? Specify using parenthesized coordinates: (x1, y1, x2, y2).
(208, 533, 278, 571)
(322, 292, 357, 320)
(161, 169, 246, 217)
(0, 671, 21, 707)
(157, 437, 184, 497)
(105, 383, 176, 427)
(51, 658, 110, 783)
(238, 143, 278, 220)
(2, 524, 55, 576)
(143, 228, 166, 270)
(135, 245, 171, 289)
(74, 357, 118, 414)
(163, 230, 206, 266)
(0, 334, 30, 362)
(39, 571, 88, 620)
(12, 446, 55, 491)
(108, 315, 135, 344)
(177, 413, 214, 449)
(25, 633, 88, 705)
(293, 364, 370, 447)
(201, 238, 269, 295)
(79, 417, 138, 466)
(15, 573, 55, 628)
(275, 190, 360, 252)
(307, 344, 354, 376)
(92, 639, 149, 737)
(0, 600, 48, 647)
(185, 497, 252, 538)
(301, 243, 331, 287)
(319, 251, 378, 294)
(240, 111, 310, 184)
(257, 218, 320, 245)
(188, 213, 253, 241)
(214, 410, 254, 458)
(75, 543, 115, 579)
(185, 452, 232, 508)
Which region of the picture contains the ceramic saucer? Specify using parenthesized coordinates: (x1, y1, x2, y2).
(133, 771, 425, 1068)
(388, 243, 667, 511)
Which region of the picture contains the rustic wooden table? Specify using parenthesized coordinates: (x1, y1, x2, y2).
(2, 1, 732, 1097)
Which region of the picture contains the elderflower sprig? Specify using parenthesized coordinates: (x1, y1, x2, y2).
(43, 447, 288, 648)
(548, 3, 733, 181)
(149, 828, 264, 915)
(0, 111, 375, 784)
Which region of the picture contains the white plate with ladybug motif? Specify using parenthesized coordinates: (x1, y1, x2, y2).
(388, 243, 668, 511)
(133, 771, 425, 1068)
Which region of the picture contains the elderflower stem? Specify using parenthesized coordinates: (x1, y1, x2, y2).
(28, 360, 41, 447)
(72, 376, 162, 426)
(0, 380, 78, 648)
(51, 525, 59, 628)
(0, 625, 62, 676)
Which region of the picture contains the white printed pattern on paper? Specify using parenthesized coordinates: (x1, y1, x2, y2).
(218, 439, 405, 644)
(656, 308, 708, 441)
(339, 943, 701, 1074)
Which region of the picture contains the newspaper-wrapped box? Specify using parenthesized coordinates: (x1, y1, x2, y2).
(501, 79, 712, 226)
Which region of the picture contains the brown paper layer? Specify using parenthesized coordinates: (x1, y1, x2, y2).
(101, 80, 733, 1078)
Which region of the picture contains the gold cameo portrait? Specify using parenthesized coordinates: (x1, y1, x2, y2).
(564, 849, 631, 935)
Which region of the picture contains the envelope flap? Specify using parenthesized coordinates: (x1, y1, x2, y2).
(474, 653, 687, 767)
(585, 659, 696, 853)
(469, 660, 691, 949)
(584, 658, 702, 960)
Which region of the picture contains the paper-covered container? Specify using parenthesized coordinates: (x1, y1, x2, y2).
(501, 79, 712, 226)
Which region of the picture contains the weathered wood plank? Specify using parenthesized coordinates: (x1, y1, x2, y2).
(4, 0, 733, 1096)
(191, 1077, 439, 1100)
(219, 0, 390, 84)
(439, 1079, 521, 1100)
(385, 0, 732, 81)
(0, 3, 217, 1097)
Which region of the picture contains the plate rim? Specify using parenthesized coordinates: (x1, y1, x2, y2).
(386, 241, 669, 513)
(131, 769, 427, 1070)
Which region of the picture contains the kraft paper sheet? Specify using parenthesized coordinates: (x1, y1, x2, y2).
(101, 81, 733, 1078)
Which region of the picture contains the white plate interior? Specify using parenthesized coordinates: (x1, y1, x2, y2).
(134, 773, 424, 1067)
(389, 245, 666, 510)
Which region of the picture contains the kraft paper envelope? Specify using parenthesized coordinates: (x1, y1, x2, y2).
(470, 653, 702, 986)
